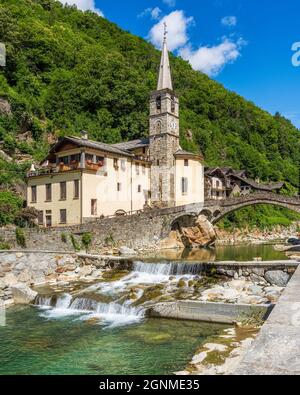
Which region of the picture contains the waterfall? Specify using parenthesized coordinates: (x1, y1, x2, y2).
(35, 294, 144, 328)
(133, 261, 204, 277)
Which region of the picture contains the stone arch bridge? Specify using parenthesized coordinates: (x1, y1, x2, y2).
(2, 192, 299, 251)
(180, 192, 300, 225)
(167, 192, 300, 248)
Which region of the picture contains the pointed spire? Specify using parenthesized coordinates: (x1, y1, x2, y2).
(157, 22, 173, 91)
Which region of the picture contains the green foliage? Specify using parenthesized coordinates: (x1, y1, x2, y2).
(15, 227, 26, 248)
(104, 233, 115, 247)
(0, 237, 11, 250)
(61, 232, 67, 243)
(0, 0, 299, 230)
(0, 191, 23, 226)
(81, 232, 92, 251)
(218, 205, 300, 231)
(70, 233, 80, 252)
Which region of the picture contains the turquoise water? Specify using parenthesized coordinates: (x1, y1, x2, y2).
(0, 306, 226, 375)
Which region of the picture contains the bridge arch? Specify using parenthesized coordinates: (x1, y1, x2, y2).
(210, 196, 300, 224)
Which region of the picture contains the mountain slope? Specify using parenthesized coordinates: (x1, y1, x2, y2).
(0, 0, 299, 228)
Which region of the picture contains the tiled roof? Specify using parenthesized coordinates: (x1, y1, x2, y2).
(174, 149, 203, 160)
(113, 138, 149, 151)
(50, 136, 134, 158)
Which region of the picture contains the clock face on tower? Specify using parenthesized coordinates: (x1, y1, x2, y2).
(170, 121, 177, 131)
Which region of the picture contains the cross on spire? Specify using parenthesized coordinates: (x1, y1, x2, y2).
(163, 22, 168, 42)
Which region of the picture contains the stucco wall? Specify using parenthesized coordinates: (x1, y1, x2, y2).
(175, 158, 204, 206)
(27, 171, 82, 226)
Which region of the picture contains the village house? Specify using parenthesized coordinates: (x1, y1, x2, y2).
(26, 29, 204, 227)
(205, 167, 284, 200)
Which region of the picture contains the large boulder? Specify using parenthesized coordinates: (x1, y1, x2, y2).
(265, 271, 290, 287)
(11, 284, 37, 305)
(181, 215, 216, 248)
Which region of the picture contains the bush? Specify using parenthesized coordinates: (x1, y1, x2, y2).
(15, 207, 39, 228)
(0, 191, 23, 226)
(16, 228, 26, 248)
(0, 237, 10, 250)
(61, 233, 67, 243)
(70, 234, 80, 252)
(82, 232, 92, 252)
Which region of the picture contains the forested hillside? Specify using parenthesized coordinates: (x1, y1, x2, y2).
(0, 0, 299, 229)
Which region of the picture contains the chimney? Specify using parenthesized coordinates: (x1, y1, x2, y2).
(81, 130, 88, 140)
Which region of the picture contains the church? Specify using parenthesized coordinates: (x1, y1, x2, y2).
(26, 29, 205, 227)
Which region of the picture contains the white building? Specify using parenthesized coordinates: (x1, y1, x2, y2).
(27, 30, 205, 226)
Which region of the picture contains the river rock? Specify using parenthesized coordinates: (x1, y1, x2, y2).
(248, 285, 263, 296)
(119, 246, 137, 256)
(228, 280, 247, 291)
(18, 269, 32, 283)
(3, 273, 18, 287)
(11, 283, 37, 304)
(78, 265, 93, 277)
(237, 295, 267, 305)
(265, 271, 290, 287)
(265, 290, 281, 303)
(0, 279, 6, 290)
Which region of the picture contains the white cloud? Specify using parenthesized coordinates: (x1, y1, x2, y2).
(59, 0, 104, 16)
(148, 10, 194, 51)
(163, 0, 176, 7)
(138, 7, 162, 20)
(221, 16, 237, 27)
(179, 37, 246, 76)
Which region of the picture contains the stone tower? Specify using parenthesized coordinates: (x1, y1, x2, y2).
(149, 23, 180, 207)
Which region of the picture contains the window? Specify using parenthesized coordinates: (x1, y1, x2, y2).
(181, 177, 188, 195)
(70, 154, 80, 163)
(156, 121, 162, 134)
(45, 184, 52, 202)
(91, 199, 97, 216)
(60, 156, 69, 165)
(156, 95, 161, 110)
(38, 211, 43, 226)
(60, 182, 67, 200)
(60, 209, 67, 224)
(46, 211, 52, 228)
(156, 159, 160, 166)
(31, 186, 37, 203)
(135, 163, 140, 175)
(184, 159, 189, 167)
(114, 158, 119, 170)
(138, 185, 142, 193)
(142, 164, 146, 174)
(120, 159, 126, 171)
(171, 96, 175, 113)
(117, 182, 122, 192)
(216, 180, 220, 188)
(74, 180, 79, 199)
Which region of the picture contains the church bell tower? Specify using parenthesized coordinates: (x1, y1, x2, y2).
(149, 23, 180, 207)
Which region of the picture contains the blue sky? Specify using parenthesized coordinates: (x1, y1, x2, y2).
(61, 1, 300, 128)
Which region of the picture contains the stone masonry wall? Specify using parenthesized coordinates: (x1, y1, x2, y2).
(0, 207, 185, 252)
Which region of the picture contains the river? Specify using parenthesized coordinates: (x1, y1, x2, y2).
(0, 243, 287, 375)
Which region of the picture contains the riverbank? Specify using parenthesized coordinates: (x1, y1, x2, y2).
(216, 222, 300, 246)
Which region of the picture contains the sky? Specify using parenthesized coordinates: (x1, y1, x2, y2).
(59, 0, 300, 128)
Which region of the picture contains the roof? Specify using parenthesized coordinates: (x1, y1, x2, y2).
(113, 138, 149, 151)
(231, 174, 285, 192)
(49, 136, 134, 158)
(174, 149, 204, 161)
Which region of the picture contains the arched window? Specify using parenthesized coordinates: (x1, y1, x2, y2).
(156, 121, 162, 134)
(171, 96, 175, 113)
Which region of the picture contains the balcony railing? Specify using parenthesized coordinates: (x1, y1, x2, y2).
(27, 161, 106, 177)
